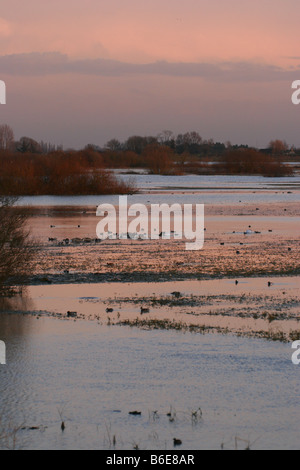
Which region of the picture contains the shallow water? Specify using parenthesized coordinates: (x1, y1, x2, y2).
(2, 276, 299, 340)
(17, 174, 300, 207)
(2, 173, 299, 450)
(0, 314, 299, 450)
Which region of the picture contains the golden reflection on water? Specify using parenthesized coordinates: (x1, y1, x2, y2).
(1, 276, 299, 341)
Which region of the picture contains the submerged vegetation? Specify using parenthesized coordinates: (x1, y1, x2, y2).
(115, 318, 299, 343)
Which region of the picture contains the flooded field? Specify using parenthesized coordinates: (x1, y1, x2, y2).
(17, 173, 300, 207)
(27, 205, 300, 289)
(2, 277, 300, 342)
(0, 174, 299, 450)
(0, 315, 298, 450)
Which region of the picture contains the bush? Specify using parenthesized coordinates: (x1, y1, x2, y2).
(216, 149, 293, 176)
(0, 150, 137, 196)
(0, 197, 34, 293)
(142, 144, 175, 174)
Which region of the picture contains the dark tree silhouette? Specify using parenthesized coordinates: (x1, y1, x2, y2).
(0, 124, 14, 151)
(0, 197, 34, 293)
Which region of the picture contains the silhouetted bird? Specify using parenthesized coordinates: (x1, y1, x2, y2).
(173, 438, 182, 447)
(140, 307, 150, 314)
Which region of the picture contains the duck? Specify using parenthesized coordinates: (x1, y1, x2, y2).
(140, 307, 150, 314)
(173, 438, 182, 447)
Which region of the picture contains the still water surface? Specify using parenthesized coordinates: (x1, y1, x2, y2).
(0, 314, 298, 450)
(17, 174, 300, 207)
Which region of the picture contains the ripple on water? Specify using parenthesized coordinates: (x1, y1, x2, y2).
(0, 314, 298, 450)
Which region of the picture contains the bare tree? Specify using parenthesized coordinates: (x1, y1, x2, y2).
(0, 124, 14, 151)
(16, 136, 41, 154)
(143, 144, 174, 174)
(157, 130, 174, 144)
(105, 138, 122, 151)
(175, 131, 202, 154)
(0, 197, 34, 292)
(269, 139, 288, 155)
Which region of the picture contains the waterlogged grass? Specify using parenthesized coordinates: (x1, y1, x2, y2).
(114, 317, 299, 343)
(31, 236, 300, 285)
(253, 330, 300, 343)
(116, 317, 229, 336)
(104, 292, 300, 322)
(3, 278, 298, 344)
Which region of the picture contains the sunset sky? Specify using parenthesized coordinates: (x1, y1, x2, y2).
(0, 0, 300, 148)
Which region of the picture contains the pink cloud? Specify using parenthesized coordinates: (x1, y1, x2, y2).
(0, 0, 299, 65)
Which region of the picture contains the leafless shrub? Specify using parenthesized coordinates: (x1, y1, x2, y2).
(0, 418, 25, 450)
(0, 197, 35, 294)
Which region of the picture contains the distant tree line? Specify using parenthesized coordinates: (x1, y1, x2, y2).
(0, 124, 136, 196)
(100, 131, 295, 176)
(0, 124, 63, 154)
(105, 131, 231, 157)
(104, 132, 298, 158)
(0, 125, 296, 195)
(1, 125, 297, 158)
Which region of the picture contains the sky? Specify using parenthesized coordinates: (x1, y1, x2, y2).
(0, 0, 300, 148)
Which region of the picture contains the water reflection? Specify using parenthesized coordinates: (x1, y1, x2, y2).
(0, 290, 34, 315)
(0, 315, 298, 450)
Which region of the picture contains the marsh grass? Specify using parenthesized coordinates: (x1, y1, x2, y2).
(116, 317, 227, 336)
(0, 418, 25, 450)
(104, 422, 117, 448)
